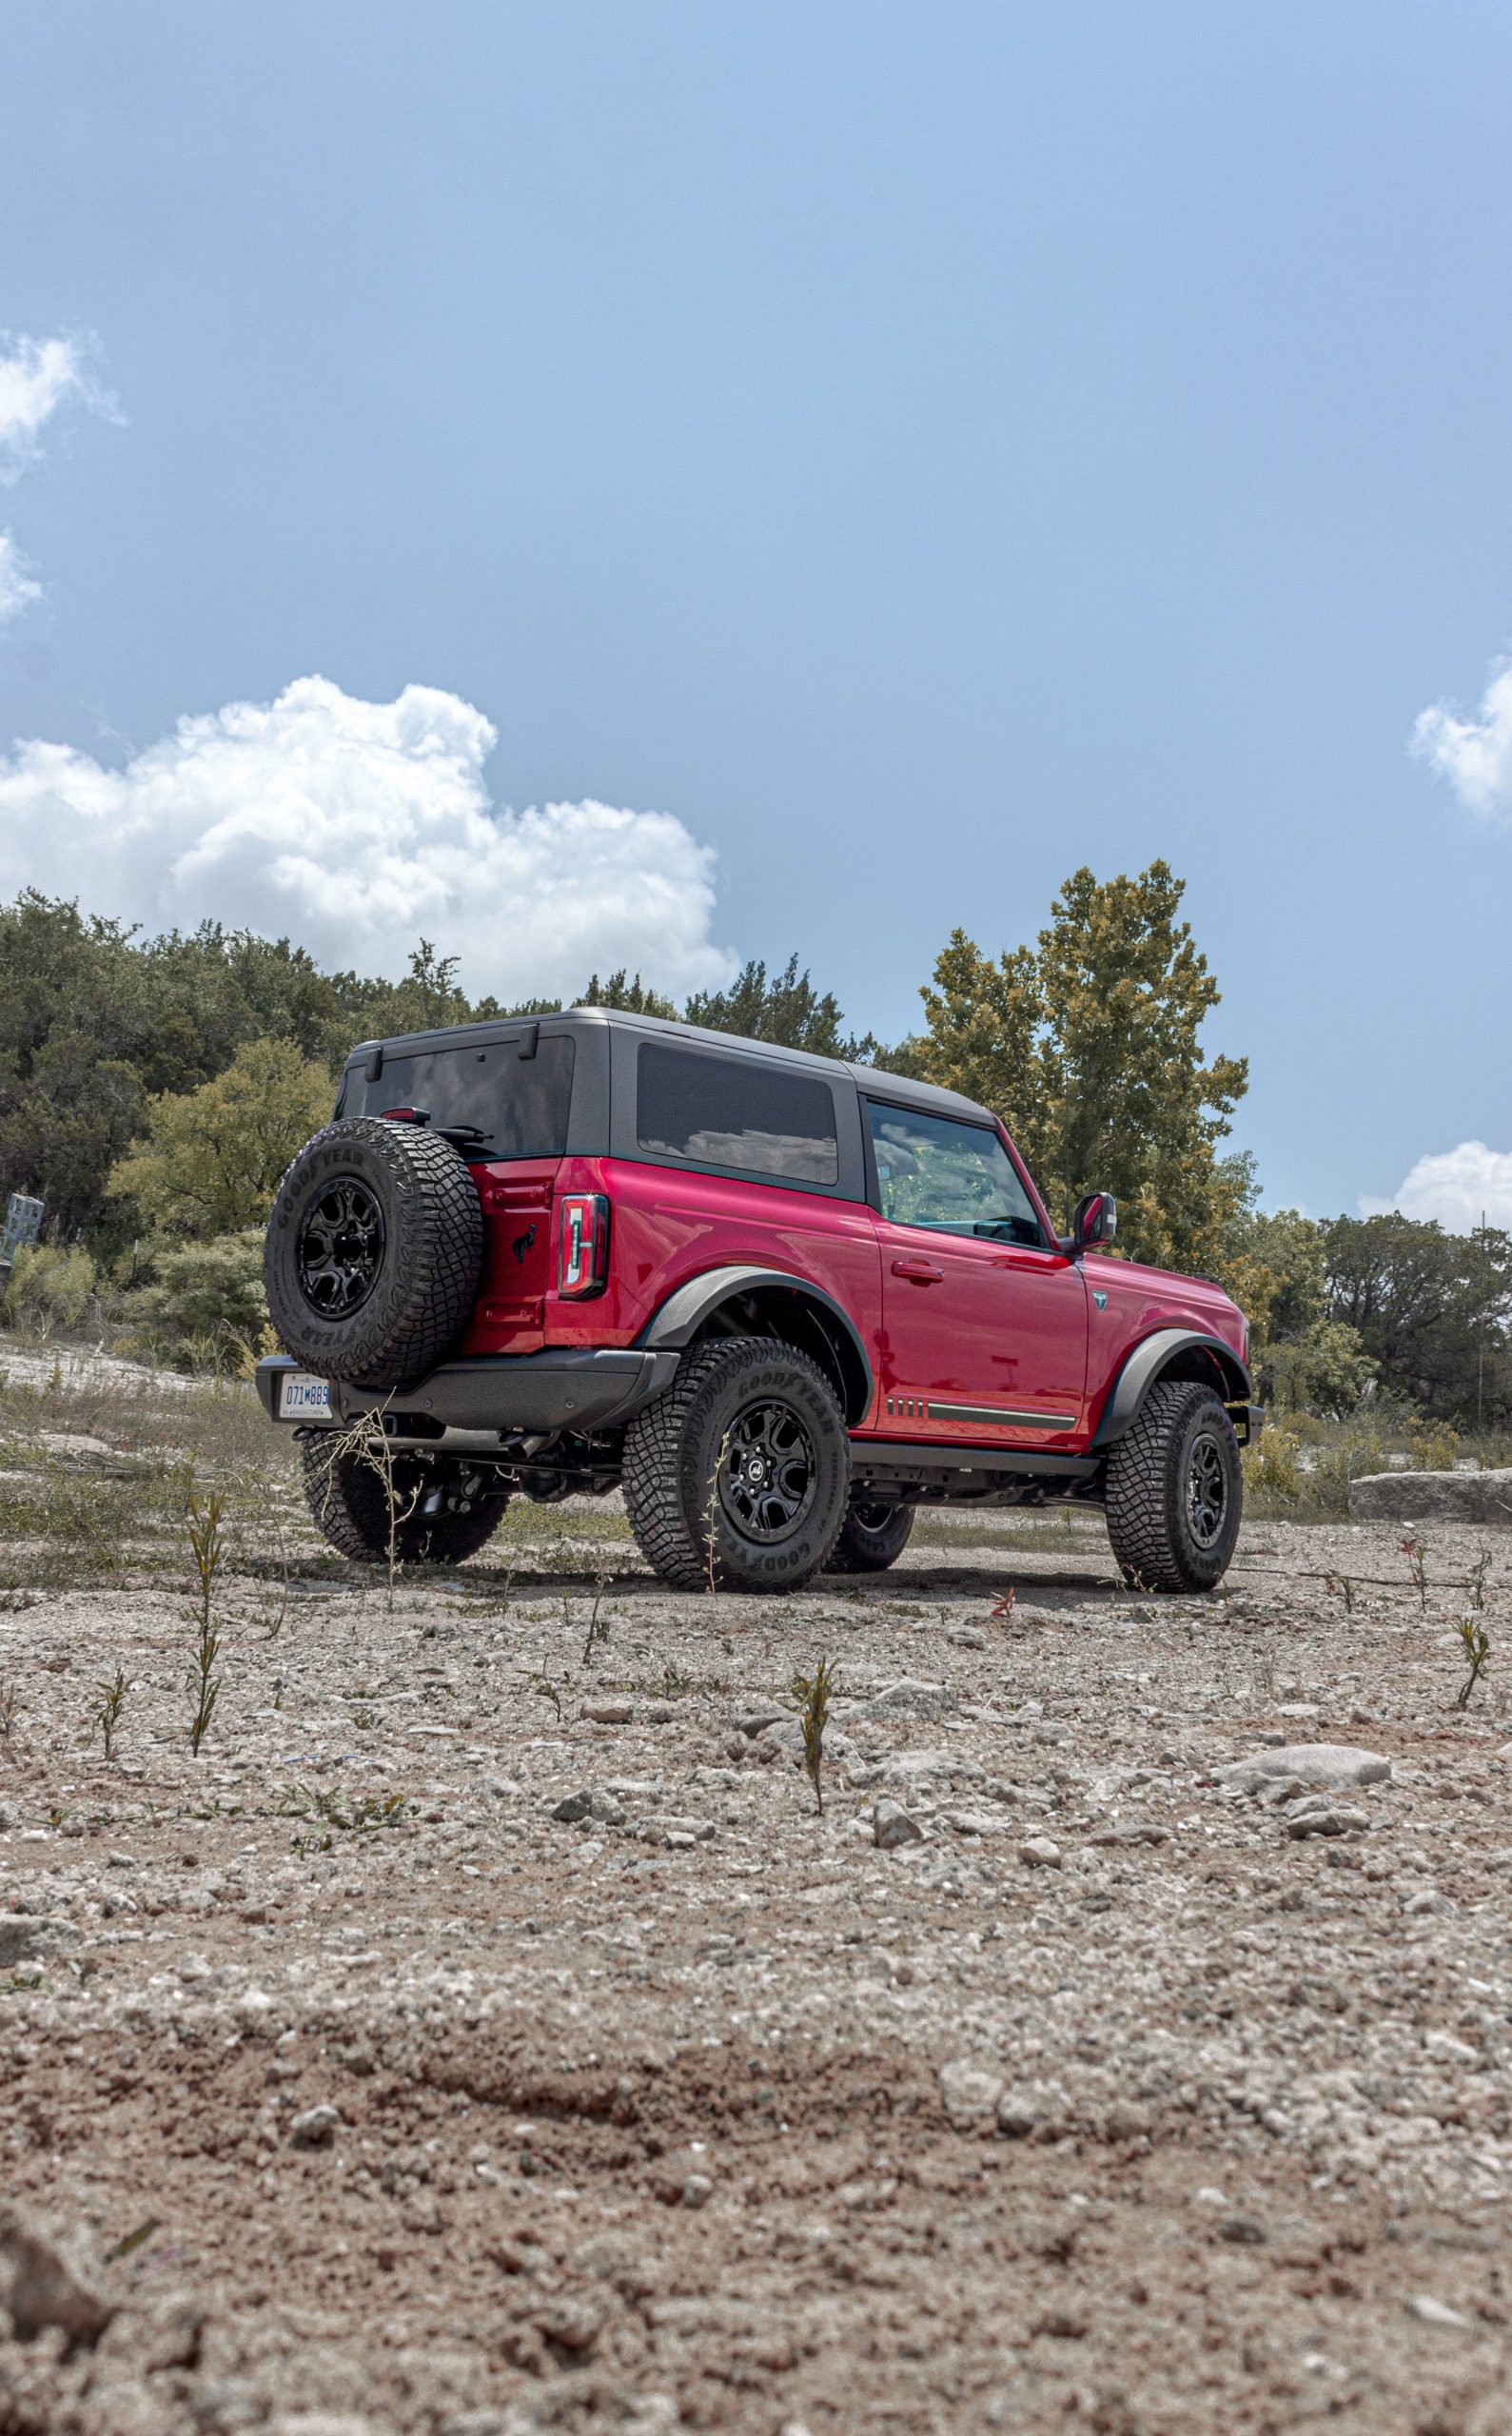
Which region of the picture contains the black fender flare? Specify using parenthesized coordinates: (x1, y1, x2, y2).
(1089, 1328, 1252, 1450)
(637, 1266, 874, 1424)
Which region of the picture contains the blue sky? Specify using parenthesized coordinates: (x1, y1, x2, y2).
(1, 1, 1510, 1227)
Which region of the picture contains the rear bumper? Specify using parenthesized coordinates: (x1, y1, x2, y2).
(255, 1348, 679, 1439)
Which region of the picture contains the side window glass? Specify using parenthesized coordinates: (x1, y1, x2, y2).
(637, 1043, 839, 1185)
(865, 1103, 1043, 1247)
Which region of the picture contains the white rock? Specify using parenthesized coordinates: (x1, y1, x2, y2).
(873, 1798, 924, 1850)
(1018, 1836, 1062, 1869)
(842, 1678, 958, 1723)
(1215, 1743, 1391, 1794)
(0, 1915, 81, 1966)
(1405, 2293, 1471, 2329)
(939, 2058, 1004, 2128)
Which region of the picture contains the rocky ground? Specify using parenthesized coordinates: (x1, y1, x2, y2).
(2, 1345, 1512, 2434)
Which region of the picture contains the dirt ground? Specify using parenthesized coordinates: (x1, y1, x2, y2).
(2, 1349, 1512, 2434)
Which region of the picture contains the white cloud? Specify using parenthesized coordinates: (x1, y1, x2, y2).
(1361, 1140, 1512, 1233)
(1412, 658, 1512, 824)
(0, 333, 105, 483)
(0, 534, 40, 626)
(0, 674, 736, 1003)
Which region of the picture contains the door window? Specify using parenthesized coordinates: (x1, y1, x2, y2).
(866, 1103, 1044, 1247)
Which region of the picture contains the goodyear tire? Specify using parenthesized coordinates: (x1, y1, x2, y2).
(621, 1339, 850, 1594)
(299, 1437, 503, 1565)
(1104, 1380, 1242, 1592)
(824, 1502, 914, 1573)
(265, 1117, 482, 1389)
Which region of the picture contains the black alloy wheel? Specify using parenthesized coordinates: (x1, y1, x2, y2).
(825, 1501, 915, 1572)
(620, 1337, 851, 1593)
(1186, 1429, 1228, 1551)
(719, 1398, 818, 1542)
(296, 1177, 386, 1318)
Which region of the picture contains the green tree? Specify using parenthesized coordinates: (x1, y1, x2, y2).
(1324, 1213, 1512, 1427)
(1215, 1199, 1372, 1412)
(579, 969, 680, 1020)
(686, 953, 877, 1060)
(917, 861, 1248, 1268)
(108, 1038, 334, 1244)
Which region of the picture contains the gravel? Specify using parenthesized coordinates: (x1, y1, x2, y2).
(2, 1463, 1511, 2431)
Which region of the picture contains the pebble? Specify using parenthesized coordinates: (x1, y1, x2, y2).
(1284, 1806, 1370, 1839)
(581, 1699, 634, 1724)
(939, 2058, 1004, 2127)
(996, 2090, 1040, 2137)
(1018, 1836, 1063, 1869)
(0, 1915, 81, 1966)
(551, 1788, 627, 1826)
(873, 1798, 924, 1850)
(730, 1703, 787, 1737)
(1403, 1889, 1456, 1917)
(1405, 2293, 1472, 2329)
(289, 2105, 342, 2149)
(840, 1677, 958, 1724)
(1090, 1823, 1171, 1848)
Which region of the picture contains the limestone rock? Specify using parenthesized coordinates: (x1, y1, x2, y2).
(1214, 1743, 1390, 1794)
(0, 1914, 82, 1967)
(1348, 1467, 1512, 1525)
(873, 1798, 924, 1850)
(939, 2058, 1004, 2128)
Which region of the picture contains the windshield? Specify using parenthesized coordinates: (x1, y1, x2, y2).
(343, 1035, 575, 1159)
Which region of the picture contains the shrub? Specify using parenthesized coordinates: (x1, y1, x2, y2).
(1, 1243, 97, 1340)
(117, 1230, 273, 1374)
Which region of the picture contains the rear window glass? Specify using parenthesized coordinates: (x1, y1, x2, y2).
(637, 1042, 839, 1185)
(345, 1035, 575, 1158)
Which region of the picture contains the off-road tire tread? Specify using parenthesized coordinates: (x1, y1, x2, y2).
(265, 1117, 483, 1387)
(298, 1436, 502, 1566)
(1104, 1379, 1241, 1593)
(825, 1503, 915, 1573)
(621, 1338, 847, 1594)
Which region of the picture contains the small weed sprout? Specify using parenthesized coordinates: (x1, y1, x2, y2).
(93, 1665, 127, 1761)
(580, 1567, 612, 1667)
(1457, 1618, 1492, 1711)
(185, 1477, 227, 1756)
(1401, 1536, 1428, 1610)
(701, 1428, 733, 1596)
(789, 1654, 838, 1817)
(1468, 1549, 1492, 1613)
(0, 1680, 17, 1741)
(1325, 1572, 1357, 1616)
(987, 1588, 1016, 1634)
(527, 1669, 563, 1719)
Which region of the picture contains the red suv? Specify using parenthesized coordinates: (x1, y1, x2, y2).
(259, 1009, 1260, 1594)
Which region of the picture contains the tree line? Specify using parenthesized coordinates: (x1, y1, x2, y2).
(1, 875, 1507, 1424)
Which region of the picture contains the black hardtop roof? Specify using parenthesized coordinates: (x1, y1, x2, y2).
(345, 1004, 997, 1128)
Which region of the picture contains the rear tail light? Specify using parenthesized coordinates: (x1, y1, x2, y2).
(559, 1192, 610, 1297)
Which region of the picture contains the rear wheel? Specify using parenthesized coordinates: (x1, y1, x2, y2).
(1104, 1380, 1242, 1592)
(825, 1502, 914, 1573)
(621, 1339, 850, 1593)
(298, 1436, 504, 1565)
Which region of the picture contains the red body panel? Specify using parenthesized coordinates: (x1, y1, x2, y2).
(462, 1142, 1246, 1450)
(863, 1222, 1089, 1445)
(455, 1157, 561, 1355)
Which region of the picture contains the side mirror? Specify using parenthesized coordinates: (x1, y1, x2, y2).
(1071, 1191, 1117, 1252)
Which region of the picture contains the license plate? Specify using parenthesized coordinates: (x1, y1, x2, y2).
(278, 1370, 334, 1423)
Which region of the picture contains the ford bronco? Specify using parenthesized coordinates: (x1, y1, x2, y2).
(258, 1008, 1260, 1593)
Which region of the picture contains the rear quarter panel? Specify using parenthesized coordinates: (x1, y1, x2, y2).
(543, 1155, 883, 1410)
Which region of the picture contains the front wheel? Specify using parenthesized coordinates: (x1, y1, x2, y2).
(1104, 1381, 1242, 1593)
(621, 1339, 850, 1593)
(299, 1436, 505, 1565)
(825, 1502, 915, 1573)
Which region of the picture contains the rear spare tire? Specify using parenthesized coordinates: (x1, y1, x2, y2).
(265, 1117, 482, 1388)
